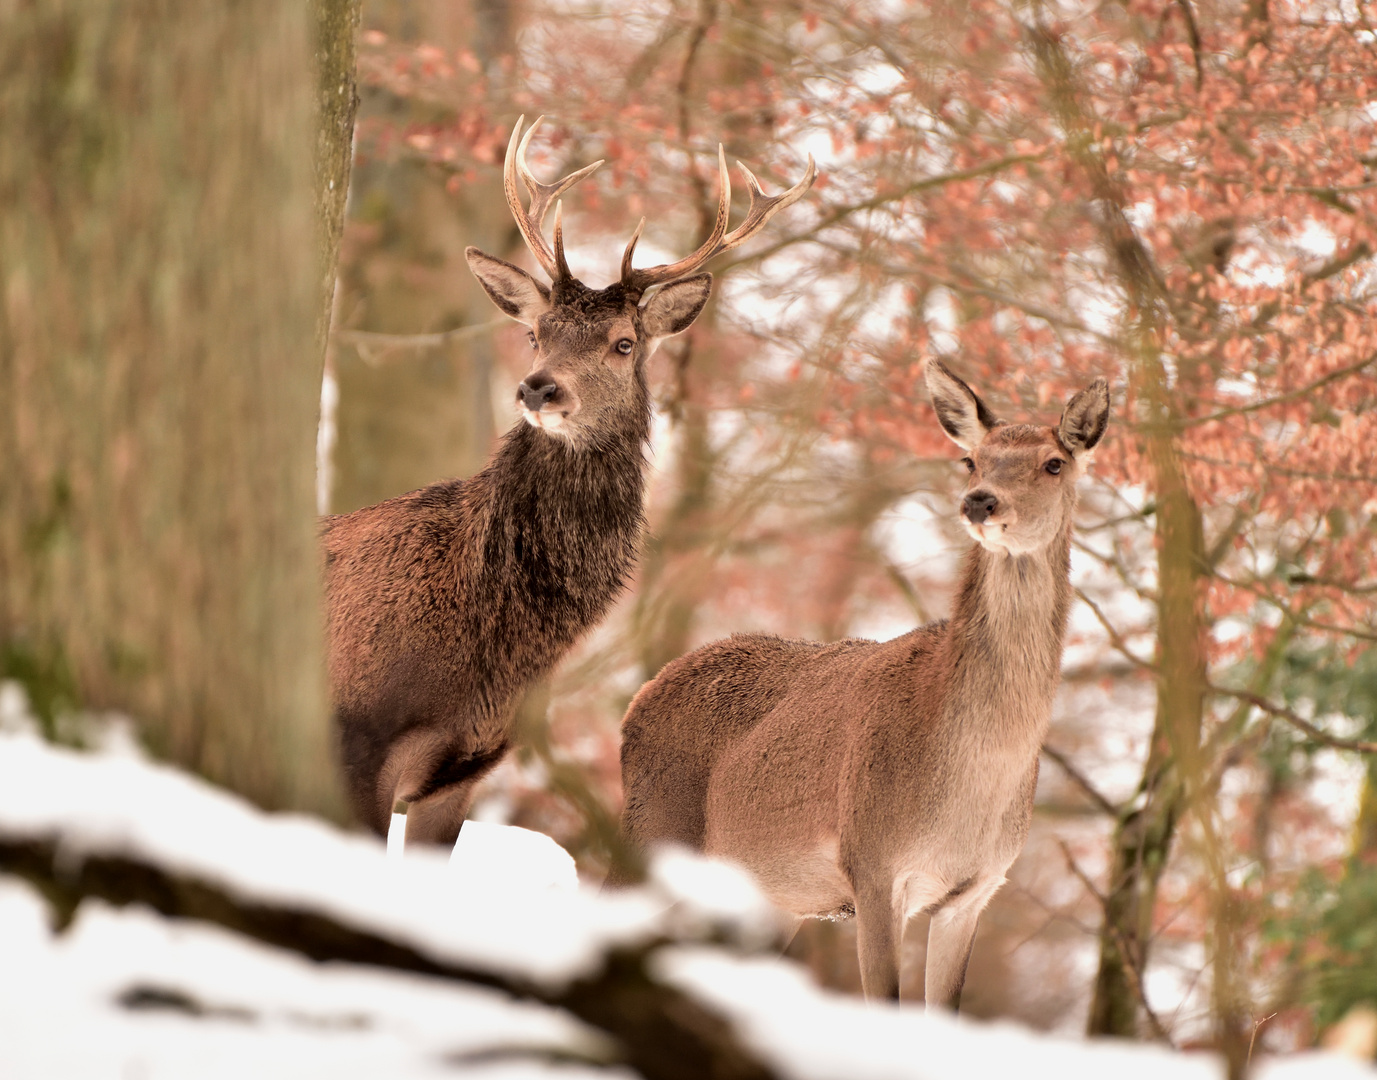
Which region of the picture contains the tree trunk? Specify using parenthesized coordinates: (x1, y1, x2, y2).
(0, 0, 341, 816)
(327, 0, 515, 514)
(1028, 25, 1217, 1045)
(1087, 376, 1207, 1037)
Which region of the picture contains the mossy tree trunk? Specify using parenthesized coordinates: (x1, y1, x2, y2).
(0, 0, 349, 817)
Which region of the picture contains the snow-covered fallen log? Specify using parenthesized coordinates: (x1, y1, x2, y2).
(1, 725, 1372, 1080)
(0, 729, 775, 1080)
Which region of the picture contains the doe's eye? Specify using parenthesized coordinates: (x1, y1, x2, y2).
(615, 338, 635, 356)
(1044, 458, 1064, 476)
(960, 457, 976, 474)
(527, 332, 538, 350)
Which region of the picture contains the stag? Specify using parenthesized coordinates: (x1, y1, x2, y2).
(617, 361, 1110, 1007)
(323, 117, 815, 848)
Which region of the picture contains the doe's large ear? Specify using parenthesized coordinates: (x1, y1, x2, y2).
(640, 273, 712, 341)
(925, 359, 1000, 451)
(1058, 378, 1111, 455)
(466, 247, 551, 326)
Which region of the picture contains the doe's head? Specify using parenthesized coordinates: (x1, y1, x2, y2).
(466, 116, 815, 446)
(925, 359, 1110, 556)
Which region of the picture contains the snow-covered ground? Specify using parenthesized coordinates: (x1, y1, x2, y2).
(0, 709, 1372, 1080)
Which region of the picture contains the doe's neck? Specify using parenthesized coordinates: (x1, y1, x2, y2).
(948, 526, 1073, 715)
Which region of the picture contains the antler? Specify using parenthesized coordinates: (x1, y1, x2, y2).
(620, 146, 816, 292)
(503, 115, 604, 282)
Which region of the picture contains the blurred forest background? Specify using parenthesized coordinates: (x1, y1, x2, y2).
(4, 0, 1376, 1067)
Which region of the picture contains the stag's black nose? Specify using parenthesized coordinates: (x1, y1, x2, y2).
(962, 492, 998, 525)
(518, 374, 559, 411)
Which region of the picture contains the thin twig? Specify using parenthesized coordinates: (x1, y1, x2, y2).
(1175, 351, 1377, 429)
(1247, 1012, 1278, 1066)
(333, 319, 509, 353)
(1058, 840, 1175, 1044)
(1212, 688, 1377, 753)
(1073, 588, 1157, 671)
(1041, 745, 1122, 816)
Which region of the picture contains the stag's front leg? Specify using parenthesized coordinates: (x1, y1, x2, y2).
(404, 780, 478, 848)
(923, 877, 1003, 1010)
(853, 879, 901, 1001)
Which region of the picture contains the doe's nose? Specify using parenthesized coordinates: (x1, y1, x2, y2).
(518, 374, 559, 411)
(962, 491, 998, 525)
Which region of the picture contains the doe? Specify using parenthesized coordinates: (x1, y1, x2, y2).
(323, 117, 814, 848)
(617, 360, 1109, 1006)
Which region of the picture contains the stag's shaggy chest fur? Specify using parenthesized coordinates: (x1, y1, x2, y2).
(323, 417, 647, 833)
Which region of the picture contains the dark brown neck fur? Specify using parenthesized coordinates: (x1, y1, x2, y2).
(324, 378, 651, 833)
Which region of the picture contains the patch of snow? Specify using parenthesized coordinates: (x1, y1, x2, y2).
(0, 877, 620, 1080)
(451, 820, 580, 892)
(658, 948, 1375, 1080)
(0, 681, 38, 737)
(648, 846, 785, 949)
(2, 728, 1373, 1080)
(0, 730, 662, 988)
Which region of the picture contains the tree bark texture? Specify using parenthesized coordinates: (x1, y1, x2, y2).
(0, 0, 340, 816)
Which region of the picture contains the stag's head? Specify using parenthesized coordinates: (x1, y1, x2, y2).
(925, 360, 1110, 556)
(466, 117, 816, 446)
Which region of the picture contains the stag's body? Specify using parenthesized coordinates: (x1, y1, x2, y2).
(325, 405, 648, 839)
(325, 116, 813, 847)
(619, 363, 1109, 1005)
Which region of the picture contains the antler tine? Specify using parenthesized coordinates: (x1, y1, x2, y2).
(623, 148, 817, 291)
(622, 146, 731, 290)
(502, 115, 604, 281)
(619, 217, 646, 285)
(720, 153, 817, 250)
(552, 200, 572, 281)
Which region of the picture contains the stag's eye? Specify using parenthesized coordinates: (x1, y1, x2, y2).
(615, 338, 634, 356)
(961, 457, 976, 474)
(1045, 459, 1064, 476)
(528, 332, 538, 350)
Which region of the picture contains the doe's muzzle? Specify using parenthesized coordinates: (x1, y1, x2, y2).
(962, 491, 998, 525)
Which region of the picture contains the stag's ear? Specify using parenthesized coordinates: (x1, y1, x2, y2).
(925, 359, 1000, 451)
(1058, 378, 1111, 455)
(640, 274, 712, 341)
(466, 247, 551, 326)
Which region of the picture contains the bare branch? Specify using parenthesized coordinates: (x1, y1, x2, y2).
(713, 152, 1049, 275)
(1041, 745, 1122, 816)
(333, 319, 509, 356)
(1074, 588, 1157, 671)
(1213, 688, 1377, 754)
(1058, 840, 1175, 1044)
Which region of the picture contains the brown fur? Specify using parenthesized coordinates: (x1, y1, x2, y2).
(325, 263, 712, 847)
(617, 361, 1110, 1007)
(325, 123, 813, 850)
